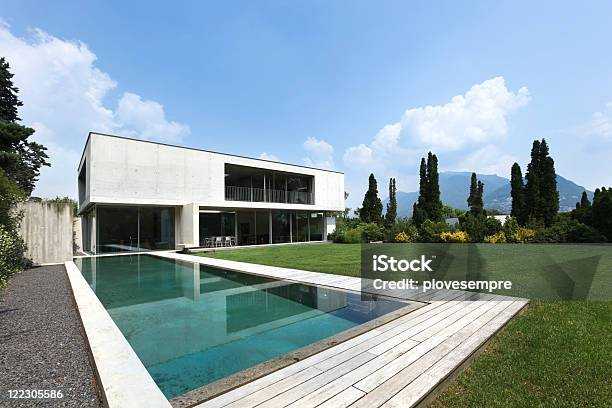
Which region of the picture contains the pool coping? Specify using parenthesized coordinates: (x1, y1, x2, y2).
(64, 260, 172, 408)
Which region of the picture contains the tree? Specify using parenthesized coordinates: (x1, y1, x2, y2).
(426, 152, 443, 222)
(523, 139, 559, 227)
(0, 57, 22, 123)
(524, 139, 541, 224)
(0, 57, 49, 195)
(538, 139, 559, 227)
(360, 173, 383, 224)
(414, 152, 443, 225)
(592, 187, 612, 241)
(579, 191, 591, 209)
(510, 162, 526, 224)
(467, 173, 484, 215)
(572, 191, 592, 226)
(414, 158, 428, 226)
(385, 177, 397, 226)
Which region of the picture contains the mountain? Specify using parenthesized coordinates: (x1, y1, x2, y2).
(384, 172, 593, 217)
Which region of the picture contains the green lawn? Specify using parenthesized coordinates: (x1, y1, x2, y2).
(431, 301, 612, 408)
(198, 243, 362, 276)
(199, 242, 612, 300)
(198, 243, 612, 407)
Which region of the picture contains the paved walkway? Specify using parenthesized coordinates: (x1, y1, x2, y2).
(155, 252, 528, 408)
(0, 265, 102, 408)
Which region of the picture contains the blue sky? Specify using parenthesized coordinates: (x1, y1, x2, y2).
(2, 1, 612, 208)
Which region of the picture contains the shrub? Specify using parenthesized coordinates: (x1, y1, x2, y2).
(440, 230, 469, 243)
(484, 231, 507, 243)
(418, 220, 450, 243)
(459, 213, 488, 242)
(361, 223, 384, 242)
(394, 226, 419, 243)
(330, 226, 363, 243)
(509, 227, 536, 243)
(503, 217, 520, 239)
(485, 217, 503, 236)
(0, 226, 27, 285)
(532, 217, 604, 243)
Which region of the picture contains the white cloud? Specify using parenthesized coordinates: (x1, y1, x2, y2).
(341, 77, 528, 207)
(115, 93, 189, 143)
(343, 144, 374, 166)
(399, 77, 529, 150)
(303, 136, 334, 169)
(456, 145, 517, 177)
(0, 21, 190, 197)
(344, 77, 529, 166)
(585, 101, 612, 140)
(258, 152, 279, 161)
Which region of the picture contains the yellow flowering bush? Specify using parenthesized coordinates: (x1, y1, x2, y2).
(440, 230, 469, 243)
(484, 231, 507, 243)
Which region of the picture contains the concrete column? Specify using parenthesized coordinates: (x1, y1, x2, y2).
(180, 203, 199, 248)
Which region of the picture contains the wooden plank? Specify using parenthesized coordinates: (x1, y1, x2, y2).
(223, 366, 322, 408)
(317, 386, 365, 408)
(255, 352, 376, 408)
(286, 338, 422, 407)
(349, 299, 516, 408)
(353, 299, 503, 393)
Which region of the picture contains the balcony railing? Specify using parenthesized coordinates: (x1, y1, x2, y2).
(225, 186, 313, 205)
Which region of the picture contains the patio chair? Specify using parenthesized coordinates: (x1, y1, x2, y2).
(224, 236, 232, 246)
(214, 236, 223, 247)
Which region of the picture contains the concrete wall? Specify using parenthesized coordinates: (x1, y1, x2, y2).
(18, 201, 73, 264)
(79, 133, 345, 212)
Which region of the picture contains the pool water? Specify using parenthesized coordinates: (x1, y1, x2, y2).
(75, 255, 408, 399)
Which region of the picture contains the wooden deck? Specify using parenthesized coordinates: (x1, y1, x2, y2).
(155, 252, 528, 408)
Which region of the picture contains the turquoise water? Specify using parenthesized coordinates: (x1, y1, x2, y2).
(75, 255, 407, 399)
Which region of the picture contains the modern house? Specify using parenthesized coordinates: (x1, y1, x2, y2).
(77, 132, 344, 254)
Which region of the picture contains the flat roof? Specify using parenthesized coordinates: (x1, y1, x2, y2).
(79, 132, 344, 175)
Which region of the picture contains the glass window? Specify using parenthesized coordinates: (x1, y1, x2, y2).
(96, 206, 175, 253)
(272, 210, 290, 243)
(221, 212, 236, 236)
(256, 210, 270, 244)
(309, 212, 324, 241)
(97, 206, 139, 253)
(296, 212, 309, 242)
(139, 207, 175, 250)
(237, 211, 255, 245)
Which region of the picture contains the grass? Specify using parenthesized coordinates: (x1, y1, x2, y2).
(200, 242, 612, 300)
(431, 301, 612, 408)
(198, 243, 612, 407)
(198, 243, 362, 276)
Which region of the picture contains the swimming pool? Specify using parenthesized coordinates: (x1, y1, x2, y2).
(75, 255, 412, 400)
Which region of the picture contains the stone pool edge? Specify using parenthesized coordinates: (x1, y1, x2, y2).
(65, 261, 171, 408)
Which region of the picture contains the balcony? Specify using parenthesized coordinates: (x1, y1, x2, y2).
(225, 186, 313, 205)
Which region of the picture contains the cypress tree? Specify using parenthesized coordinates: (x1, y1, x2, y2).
(385, 177, 397, 226)
(580, 191, 591, 208)
(467, 173, 484, 215)
(413, 158, 428, 226)
(468, 172, 478, 211)
(524, 140, 541, 224)
(538, 139, 559, 227)
(360, 173, 383, 224)
(510, 162, 526, 224)
(413, 152, 443, 224)
(426, 153, 443, 222)
(592, 187, 612, 241)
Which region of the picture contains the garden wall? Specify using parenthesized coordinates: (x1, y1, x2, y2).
(18, 201, 74, 264)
